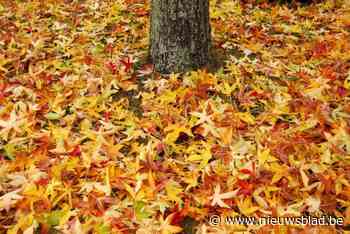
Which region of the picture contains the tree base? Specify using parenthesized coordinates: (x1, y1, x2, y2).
(150, 0, 211, 74)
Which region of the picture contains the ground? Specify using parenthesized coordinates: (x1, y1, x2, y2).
(0, 0, 350, 233)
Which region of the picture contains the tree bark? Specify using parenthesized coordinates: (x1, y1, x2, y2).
(150, 0, 211, 74)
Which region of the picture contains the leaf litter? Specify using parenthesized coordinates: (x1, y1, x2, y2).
(0, 0, 350, 233)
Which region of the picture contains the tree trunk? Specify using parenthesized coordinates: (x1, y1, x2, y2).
(150, 0, 211, 74)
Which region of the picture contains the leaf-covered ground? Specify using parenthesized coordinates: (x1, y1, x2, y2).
(1, 0, 350, 233)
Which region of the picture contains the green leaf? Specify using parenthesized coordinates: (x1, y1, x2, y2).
(45, 112, 61, 120)
(285, 76, 299, 81)
(96, 224, 111, 234)
(3, 144, 16, 160)
(46, 210, 65, 226)
(134, 201, 151, 220)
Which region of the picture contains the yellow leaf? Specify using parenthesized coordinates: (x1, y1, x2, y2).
(253, 187, 269, 209)
(218, 127, 233, 145)
(23, 183, 45, 198)
(148, 171, 156, 191)
(159, 90, 177, 104)
(344, 73, 350, 90)
(187, 146, 212, 169)
(304, 79, 330, 101)
(164, 124, 192, 145)
(183, 171, 199, 191)
(123, 182, 136, 199)
(297, 118, 318, 132)
(165, 180, 183, 204)
(50, 126, 70, 154)
(237, 198, 260, 216)
(0, 57, 10, 72)
(335, 175, 350, 195)
(269, 163, 288, 184)
(186, 142, 212, 168)
(300, 168, 309, 188)
(345, 206, 350, 225)
(257, 148, 270, 166)
(7, 213, 34, 234)
(237, 112, 255, 125)
(159, 213, 183, 234)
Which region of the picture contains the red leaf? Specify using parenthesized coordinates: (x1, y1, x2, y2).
(312, 41, 329, 58)
(156, 142, 165, 154)
(39, 72, 53, 85)
(239, 168, 253, 176)
(237, 179, 253, 196)
(25, 27, 33, 33)
(104, 111, 111, 122)
(84, 55, 94, 65)
(40, 223, 50, 234)
(106, 61, 118, 74)
(320, 65, 337, 80)
(120, 57, 133, 73)
(35, 177, 50, 186)
(105, 43, 114, 54)
(249, 91, 259, 97)
(133, 8, 148, 16)
(195, 82, 212, 99)
(296, 71, 311, 81)
(170, 199, 190, 225)
(320, 175, 333, 194)
(0, 83, 8, 101)
(70, 146, 81, 157)
(337, 86, 347, 96)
